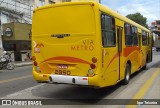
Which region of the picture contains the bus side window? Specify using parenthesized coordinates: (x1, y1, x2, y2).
(125, 23, 132, 46)
(142, 31, 148, 46)
(148, 33, 150, 45)
(132, 26, 138, 46)
(124, 23, 138, 46)
(101, 13, 116, 47)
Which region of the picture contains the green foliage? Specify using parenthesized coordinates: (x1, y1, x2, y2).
(126, 12, 149, 29)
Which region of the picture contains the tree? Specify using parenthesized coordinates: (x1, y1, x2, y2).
(126, 12, 149, 29)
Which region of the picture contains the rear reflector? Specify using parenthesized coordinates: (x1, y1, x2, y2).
(43, 75, 47, 77)
(82, 78, 88, 80)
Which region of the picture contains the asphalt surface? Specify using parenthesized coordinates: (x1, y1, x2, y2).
(0, 66, 38, 98)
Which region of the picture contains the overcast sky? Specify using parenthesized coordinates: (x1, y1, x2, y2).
(101, 0, 160, 26)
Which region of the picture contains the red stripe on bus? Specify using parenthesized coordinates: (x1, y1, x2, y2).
(41, 56, 91, 65)
(123, 46, 140, 57)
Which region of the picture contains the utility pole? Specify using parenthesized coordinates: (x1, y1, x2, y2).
(0, 12, 3, 55)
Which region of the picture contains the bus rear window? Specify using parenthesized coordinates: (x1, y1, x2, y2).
(32, 5, 95, 35)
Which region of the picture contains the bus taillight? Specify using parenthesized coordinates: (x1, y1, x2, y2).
(34, 61, 38, 66)
(32, 56, 36, 61)
(92, 57, 97, 63)
(90, 63, 96, 69)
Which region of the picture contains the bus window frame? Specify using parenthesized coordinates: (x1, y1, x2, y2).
(132, 26, 138, 46)
(125, 23, 132, 46)
(101, 12, 116, 48)
(124, 23, 138, 46)
(142, 30, 149, 46)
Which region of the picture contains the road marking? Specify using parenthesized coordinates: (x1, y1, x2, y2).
(126, 68, 160, 108)
(0, 75, 32, 84)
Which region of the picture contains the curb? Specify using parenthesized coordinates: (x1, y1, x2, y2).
(14, 63, 32, 67)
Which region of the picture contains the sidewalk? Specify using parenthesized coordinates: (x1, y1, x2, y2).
(14, 61, 32, 67)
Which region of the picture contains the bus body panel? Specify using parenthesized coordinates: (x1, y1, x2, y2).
(32, 2, 104, 87)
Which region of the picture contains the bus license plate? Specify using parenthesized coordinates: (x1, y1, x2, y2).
(57, 64, 68, 69)
(55, 70, 71, 75)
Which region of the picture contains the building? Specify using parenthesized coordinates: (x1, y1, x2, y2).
(150, 20, 160, 39)
(150, 20, 160, 48)
(2, 22, 31, 61)
(0, 0, 33, 61)
(151, 20, 160, 36)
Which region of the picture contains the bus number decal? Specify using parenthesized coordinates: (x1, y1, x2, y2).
(55, 70, 71, 75)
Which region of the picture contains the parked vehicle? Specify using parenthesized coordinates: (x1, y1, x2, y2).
(154, 40, 160, 51)
(0, 51, 14, 70)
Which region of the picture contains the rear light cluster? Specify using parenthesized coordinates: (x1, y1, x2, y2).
(88, 57, 97, 76)
(32, 56, 38, 66)
(90, 57, 97, 69)
(32, 56, 41, 72)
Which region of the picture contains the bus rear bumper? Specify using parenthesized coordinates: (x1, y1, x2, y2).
(33, 70, 101, 87)
(49, 75, 88, 85)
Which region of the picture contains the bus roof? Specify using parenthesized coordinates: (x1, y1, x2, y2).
(34, 2, 94, 11)
(34, 1, 150, 32)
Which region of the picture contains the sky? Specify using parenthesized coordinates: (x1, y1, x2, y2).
(101, 0, 160, 26)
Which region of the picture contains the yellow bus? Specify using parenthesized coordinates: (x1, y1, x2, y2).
(32, 2, 152, 88)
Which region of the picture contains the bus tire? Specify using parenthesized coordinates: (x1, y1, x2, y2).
(142, 56, 148, 70)
(122, 63, 131, 85)
(142, 64, 147, 70)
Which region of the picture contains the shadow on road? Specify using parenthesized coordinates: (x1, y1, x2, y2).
(32, 83, 124, 104)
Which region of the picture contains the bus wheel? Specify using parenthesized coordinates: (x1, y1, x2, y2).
(142, 65, 146, 70)
(142, 56, 148, 70)
(122, 64, 131, 85)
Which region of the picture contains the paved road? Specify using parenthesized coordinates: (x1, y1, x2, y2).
(0, 51, 160, 108)
(0, 66, 38, 98)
